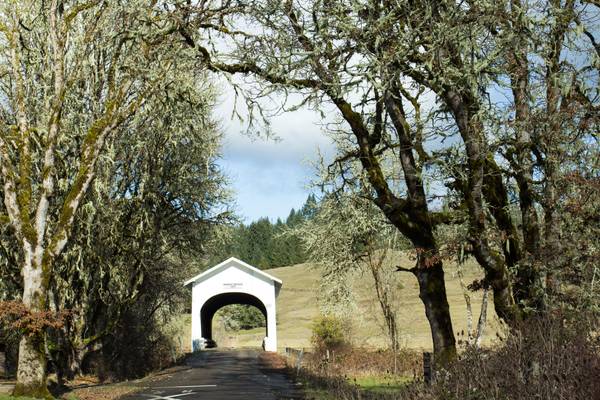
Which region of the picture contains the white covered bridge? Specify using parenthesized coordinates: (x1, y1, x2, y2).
(184, 257, 282, 352)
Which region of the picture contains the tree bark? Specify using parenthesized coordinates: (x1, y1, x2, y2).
(13, 336, 50, 399)
(505, 0, 544, 308)
(413, 260, 457, 365)
(331, 92, 458, 363)
(444, 89, 522, 324)
(384, 91, 456, 363)
(540, 0, 575, 300)
(13, 250, 51, 399)
(475, 288, 489, 348)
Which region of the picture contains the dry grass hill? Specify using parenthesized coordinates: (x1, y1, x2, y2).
(204, 253, 504, 352)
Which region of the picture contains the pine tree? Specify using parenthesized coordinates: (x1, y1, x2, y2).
(206, 194, 319, 269)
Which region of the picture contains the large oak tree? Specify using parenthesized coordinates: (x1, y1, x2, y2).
(175, 0, 599, 362)
(0, 0, 209, 396)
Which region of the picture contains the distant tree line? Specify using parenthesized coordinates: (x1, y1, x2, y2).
(208, 194, 318, 270)
(216, 305, 265, 331)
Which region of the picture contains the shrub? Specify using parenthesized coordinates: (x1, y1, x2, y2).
(311, 315, 349, 352)
(84, 307, 183, 381)
(218, 305, 265, 331)
(431, 313, 600, 400)
(303, 345, 422, 381)
(297, 313, 600, 400)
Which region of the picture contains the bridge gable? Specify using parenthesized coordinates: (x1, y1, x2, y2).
(185, 257, 282, 352)
(184, 257, 282, 289)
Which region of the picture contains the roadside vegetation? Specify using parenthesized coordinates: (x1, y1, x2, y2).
(286, 308, 599, 399)
(296, 312, 600, 400)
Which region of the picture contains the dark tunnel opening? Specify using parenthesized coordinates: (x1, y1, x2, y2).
(200, 292, 268, 344)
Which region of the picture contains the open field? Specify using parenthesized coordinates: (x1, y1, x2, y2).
(207, 253, 504, 352)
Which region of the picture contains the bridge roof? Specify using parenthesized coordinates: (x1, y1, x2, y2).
(183, 257, 283, 287)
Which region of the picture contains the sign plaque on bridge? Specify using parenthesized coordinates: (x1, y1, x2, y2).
(223, 282, 243, 289)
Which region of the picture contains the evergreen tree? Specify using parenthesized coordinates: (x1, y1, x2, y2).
(206, 194, 318, 269)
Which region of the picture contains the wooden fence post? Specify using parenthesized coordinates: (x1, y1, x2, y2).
(0, 350, 6, 378)
(423, 352, 433, 385)
(296, 349, 304, 372)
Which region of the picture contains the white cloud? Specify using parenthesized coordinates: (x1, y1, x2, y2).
(214, 80, 337, 221)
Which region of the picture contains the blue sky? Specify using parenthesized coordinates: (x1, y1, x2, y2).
(213, 81, 444, 223)
(215, 83, 336, 223)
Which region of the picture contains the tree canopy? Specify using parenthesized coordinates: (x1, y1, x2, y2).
(174, 0, 599, 362)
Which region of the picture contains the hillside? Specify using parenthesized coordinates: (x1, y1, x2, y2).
(210, 254, 503, 351)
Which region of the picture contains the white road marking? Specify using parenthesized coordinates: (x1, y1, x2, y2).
(153, 385, 217, 389)
(141, 393, 194, 400)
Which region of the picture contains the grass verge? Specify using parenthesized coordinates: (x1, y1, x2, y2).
(0, 396, 42, 400)
(351, 375, 413, 393)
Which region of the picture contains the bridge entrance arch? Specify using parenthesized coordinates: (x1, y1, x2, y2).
(184, 257, 282, 352)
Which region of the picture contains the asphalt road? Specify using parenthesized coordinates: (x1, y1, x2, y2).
(123, 349, 302, 400)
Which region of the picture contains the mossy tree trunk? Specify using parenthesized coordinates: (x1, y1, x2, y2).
(328, 87, 457, 363)
(442, 88, 523, 324)
(414, 261, 456, 365)
(13, 336, 51, 399)
(506, 1, 542, 306)
(13, 248, 51, 399)
(539, 0, 575, 299)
